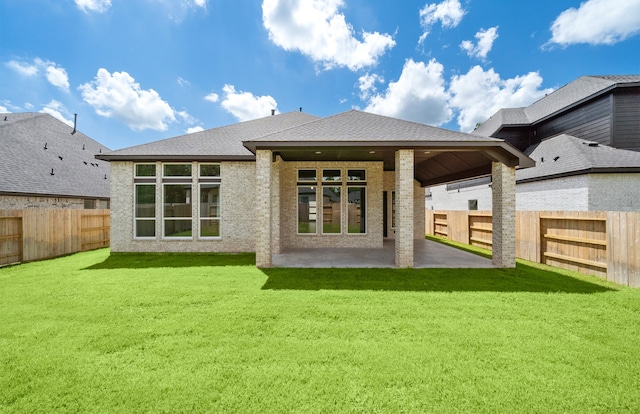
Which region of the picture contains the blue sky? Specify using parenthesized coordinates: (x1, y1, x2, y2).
(1, 0, 639, 150)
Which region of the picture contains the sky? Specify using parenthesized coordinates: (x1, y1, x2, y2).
(1, 0, 639, 150)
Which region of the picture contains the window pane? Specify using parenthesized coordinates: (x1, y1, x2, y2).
(347, 169, 366, 181)
(135, 185, 156, 218)
(348, 187, 366, 233)
(200, 164, 220, 177)
(200, 184, 220, 218)
(136, 220, 155, 237)
(298, 186, 317, 234)
(163, 164, 192, 177)
(391, 191, 396, 228)
(322, 186, 341, 233)
(322, 169, 341, 182)
(135, 164, 156, 177)
(164, 184, 192, 217)
(164, 220, 192, 237)
(298, 169, 317, 181)
(200, 219, 220, 237)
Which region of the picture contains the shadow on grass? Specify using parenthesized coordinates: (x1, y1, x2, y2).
(85, 252, 256, 269)
(260, 264, 613, 293)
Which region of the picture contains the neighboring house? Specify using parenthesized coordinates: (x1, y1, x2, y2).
(0, 112, 111, 209)
(97, 110, 534, 268)
(426, 75, 640, 211)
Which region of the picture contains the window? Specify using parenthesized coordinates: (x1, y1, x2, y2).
(391, 191, 396, 228)
(298, 186, 317, 234)
(468, 199, 478, 211)
(84, 199, 96, 209)
(164, 184, 192, 238)
(323, 186, 341, 233)
(297, 167, 367, 236)
(200, 163, 220, 178)
(163, 163, 192, 177)
(348, 187, 366, 233)
(200, 184, 220, 238)
(135, 184, 156, 238)
(135, 163, 156, 177)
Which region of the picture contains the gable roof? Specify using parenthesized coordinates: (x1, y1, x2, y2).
(517, 134, 640, 183)
(97, 111, 320, 161)
(475, 75, 640, 137)
(0, 112, 111, 199)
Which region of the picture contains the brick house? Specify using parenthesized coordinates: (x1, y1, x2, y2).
(97, 110, 533, 268)
(426, 75, 640, 211)
(0, 112, 110, 209)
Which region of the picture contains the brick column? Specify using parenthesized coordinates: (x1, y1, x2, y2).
(271, 155, 282, 254)
(491, 162, 516, 268)
(395, 149, 414, 268)
(256, 150, 272, 268)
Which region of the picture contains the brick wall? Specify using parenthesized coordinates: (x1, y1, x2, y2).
(0, 195, 86, 209)
(110, 160, 256, 253)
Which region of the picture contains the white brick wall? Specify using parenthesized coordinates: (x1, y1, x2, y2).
(427, 173, 640, 212)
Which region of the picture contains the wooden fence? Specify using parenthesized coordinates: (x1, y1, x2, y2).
(426, 210, 640, 288)
(0, 209, 109, 266)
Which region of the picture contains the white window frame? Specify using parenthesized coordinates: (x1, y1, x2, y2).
(198, 182, 221, 240)
(347, 186, 367, 235)
(162, 162, 193, 178)
(199, 163, 221, 179)
(133, 183, 157, 240)
(134, 163, 157, 178)
(162, 183, 193, 240)
(297, 185, 318, 235)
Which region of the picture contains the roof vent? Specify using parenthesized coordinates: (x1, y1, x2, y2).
(271, 109, 275, 116)
(588, 142, 599, 147)
(3, 116, 7, 121)
(554, 156, 560, 161)
(71, 113, 77, 135)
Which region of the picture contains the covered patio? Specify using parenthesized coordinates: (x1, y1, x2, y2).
(272, 238, 496, 268)
(243, 111, 534, 269)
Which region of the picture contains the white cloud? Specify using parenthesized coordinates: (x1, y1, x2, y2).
(186, 126, 205, 134)
(177, 77, 190, 87)
(0, 105, 9, 113)
(449, 66, 553, 132)
(549, 0, 640, 46)
(40, 100, 74, 127)
(75, 0, 111, 13)
(6, 58, 70, 91)
(5, 60, 38, 76)
(365, 59, 452, 126)
(220, 84, 278, 121)
(204, 93, 219, 103)
(262, 0, 395, 71)
(461, 26, 498, 59)
(45, 65, 70, 92)
(358, 73, 384, 100)
(79, 68, 177, 131)
(419, 0, 466, 43)
(192, 0, 207, 7)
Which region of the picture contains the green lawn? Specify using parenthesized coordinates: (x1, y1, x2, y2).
(1, 249, 639, 413)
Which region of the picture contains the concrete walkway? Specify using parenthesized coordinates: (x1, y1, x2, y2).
(272, 239, 496, 268)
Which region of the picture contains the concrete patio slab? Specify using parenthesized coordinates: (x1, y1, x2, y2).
(272, 239, 496, 268)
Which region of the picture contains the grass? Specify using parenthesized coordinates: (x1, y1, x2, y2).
(1, 248, 639, 413)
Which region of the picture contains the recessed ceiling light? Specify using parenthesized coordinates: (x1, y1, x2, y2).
(315, 151, 322, 154)
(369, 150, 375, 154)
(424, 151, 431, 154)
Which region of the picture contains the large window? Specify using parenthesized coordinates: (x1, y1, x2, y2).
(163, 163, 193, 238)
(200, 184, 220, 238)
(135, 184, 156, 238)
(297, 168, 367, 236)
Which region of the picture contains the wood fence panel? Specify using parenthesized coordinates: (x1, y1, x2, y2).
(425, 210, 434, 236)
(469, 212, 492, 249)
(433, 212, 448, 237)
(0, 211, 23, 265)
(81, 210, 110, 251)
(516, 211, 539, 263)
(448, 211, 469, 244)
(608, 212, 640, 287)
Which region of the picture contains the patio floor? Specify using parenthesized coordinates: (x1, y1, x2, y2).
(272, 238, 496, 268)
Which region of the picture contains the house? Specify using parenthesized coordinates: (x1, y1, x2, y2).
(96, 110, 534, 268)
(0, 112, 111, 209)
(426, 75, 640, 211)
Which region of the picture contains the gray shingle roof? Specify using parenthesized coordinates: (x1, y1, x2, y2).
(97, 111, 320, 161)
(474, 75, 640, 137)
(517, 134, 640, 182)
(245, 110, 504, 144)
(0, 112, 111, 199)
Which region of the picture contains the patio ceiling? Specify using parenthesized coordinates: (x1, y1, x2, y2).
(248, 142, 532, 187)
